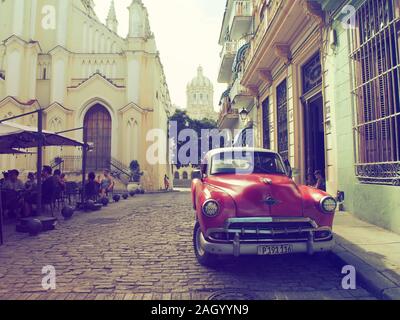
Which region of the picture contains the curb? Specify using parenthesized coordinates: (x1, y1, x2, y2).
(329, 240, 400, 300)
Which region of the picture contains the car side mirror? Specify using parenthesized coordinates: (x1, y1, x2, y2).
(284, 159, 293, 179)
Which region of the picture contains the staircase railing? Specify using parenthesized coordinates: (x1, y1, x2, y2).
(109, 158, 132, 185)
(50, 156, 82, 173)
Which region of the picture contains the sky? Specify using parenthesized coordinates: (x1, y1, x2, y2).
(93, 0, 227, 111)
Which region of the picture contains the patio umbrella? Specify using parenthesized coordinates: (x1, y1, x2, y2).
(0, 147, 32, 154)
(0, 121, 85, 240)
(0, 121, 83, 149)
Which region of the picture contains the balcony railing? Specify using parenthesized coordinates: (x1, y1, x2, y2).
(220, 41, 237, 59)
(230, 74, 252, 103)
(229, 0, 253, 40)
(229, 0, 253, 25)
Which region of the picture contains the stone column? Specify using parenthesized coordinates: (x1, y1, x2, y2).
(12, 0, 25, 37)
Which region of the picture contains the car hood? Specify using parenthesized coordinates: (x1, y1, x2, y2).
(206, 174, 304, 217)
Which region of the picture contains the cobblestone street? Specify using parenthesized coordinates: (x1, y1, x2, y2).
(0, 191, 375, 300)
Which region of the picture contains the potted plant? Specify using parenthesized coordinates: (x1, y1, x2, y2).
(127, 160, 143, 193)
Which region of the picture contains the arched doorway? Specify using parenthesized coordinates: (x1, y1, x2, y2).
(84, 104, 112, 171)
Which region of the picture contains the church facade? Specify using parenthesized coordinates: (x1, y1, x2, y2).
(186, 66, 218, 121)
(0, 0, 173, 191)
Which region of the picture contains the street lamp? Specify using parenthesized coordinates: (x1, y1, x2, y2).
(239, 108, 249, 122)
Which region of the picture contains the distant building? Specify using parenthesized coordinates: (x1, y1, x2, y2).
(186, 66, 218, 121)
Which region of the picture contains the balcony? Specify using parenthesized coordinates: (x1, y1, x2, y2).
(218, 90, 240, 131)
(218, 106, 240, 131)
(230, 75, 254, 109)
(229, 0, 253, 40)
(218, 41, 237, 83)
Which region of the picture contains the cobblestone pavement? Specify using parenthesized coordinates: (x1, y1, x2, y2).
(0, 192, 375, 300)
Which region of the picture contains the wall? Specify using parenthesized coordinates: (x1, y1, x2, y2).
(329, 19, 400, 233)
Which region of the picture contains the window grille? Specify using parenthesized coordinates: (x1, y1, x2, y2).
(262, 97, 271, 149)
(277, 80, 288, 161)
(349, 0, 400, 185)
(302, 52, 322, 94)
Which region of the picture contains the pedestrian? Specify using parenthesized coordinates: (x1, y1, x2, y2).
(164, 174, 170, 191)
(306, 173, 315, 187)
(314, 170, 326, 192)
(42, 165, 57, 209)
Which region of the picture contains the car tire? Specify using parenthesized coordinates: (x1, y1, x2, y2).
(193, 222, 218, 268)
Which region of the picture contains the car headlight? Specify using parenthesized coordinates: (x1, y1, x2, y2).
(202, 200, 220, 217)
(320, 197, 337, 213)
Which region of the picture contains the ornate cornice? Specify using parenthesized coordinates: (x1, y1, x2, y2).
(274, 44, 291, 65)
(303, 0, 325, 27)
(258, 69, 273, 87)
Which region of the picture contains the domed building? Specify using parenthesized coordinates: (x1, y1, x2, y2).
(186, 66, 218, 121)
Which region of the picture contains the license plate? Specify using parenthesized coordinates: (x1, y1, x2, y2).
(257, 244, 293, 255)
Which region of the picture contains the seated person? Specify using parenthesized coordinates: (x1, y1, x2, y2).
(85, 172, 100, 200)
(25, 172, 37, 191)
(0, 171, 9, 188)
(100, 169, 114, 198)
(2, 170, 24, 191)
(2, 170, 25, 218)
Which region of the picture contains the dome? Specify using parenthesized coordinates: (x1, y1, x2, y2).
(188, 66, 213, 88)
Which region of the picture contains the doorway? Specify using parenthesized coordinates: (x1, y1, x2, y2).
(84, 104, 112, 171)
(303, 93, 325, 184)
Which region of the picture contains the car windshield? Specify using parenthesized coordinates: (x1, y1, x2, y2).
(210, 151, 287, 175)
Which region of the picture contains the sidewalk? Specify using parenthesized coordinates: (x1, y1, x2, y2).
(332, 212, 400, 300)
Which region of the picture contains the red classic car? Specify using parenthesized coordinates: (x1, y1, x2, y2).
(191, 148, 337, 266)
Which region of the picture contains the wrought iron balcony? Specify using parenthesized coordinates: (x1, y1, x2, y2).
(229, 75, 254, 108)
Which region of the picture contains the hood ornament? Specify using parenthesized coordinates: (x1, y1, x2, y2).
(263, 196, 281, 206)
(261, 178, 273, 185)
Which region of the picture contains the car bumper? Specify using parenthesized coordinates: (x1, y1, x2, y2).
(199, 232, 335, 256)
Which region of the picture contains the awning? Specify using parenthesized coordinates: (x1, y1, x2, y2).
(0, 121, 84, 149)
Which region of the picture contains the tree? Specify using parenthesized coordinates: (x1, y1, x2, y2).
(169, 110, 218, 169)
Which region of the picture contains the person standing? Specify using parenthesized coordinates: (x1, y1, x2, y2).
(314, 170, 326, 192)
(164, 174, 170, 191)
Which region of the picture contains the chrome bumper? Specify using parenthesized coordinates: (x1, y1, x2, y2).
(200, 232, 335, 256)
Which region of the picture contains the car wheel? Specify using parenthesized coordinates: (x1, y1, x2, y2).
(193, 222, 218, 268)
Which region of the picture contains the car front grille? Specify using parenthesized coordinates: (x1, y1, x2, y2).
(207, 218, 331, 243)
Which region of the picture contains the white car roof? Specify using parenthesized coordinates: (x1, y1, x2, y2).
(205, 147, 278, 159)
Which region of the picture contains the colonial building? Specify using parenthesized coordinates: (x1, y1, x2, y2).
(0, 0, 173, 191)
(186, 66, 218, 121)
(217, 0, 257, 143)
(217, 0, 400, 233)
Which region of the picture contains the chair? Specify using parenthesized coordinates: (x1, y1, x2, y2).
(1, 189, 23, 219)
(64, 181, 79, 205)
